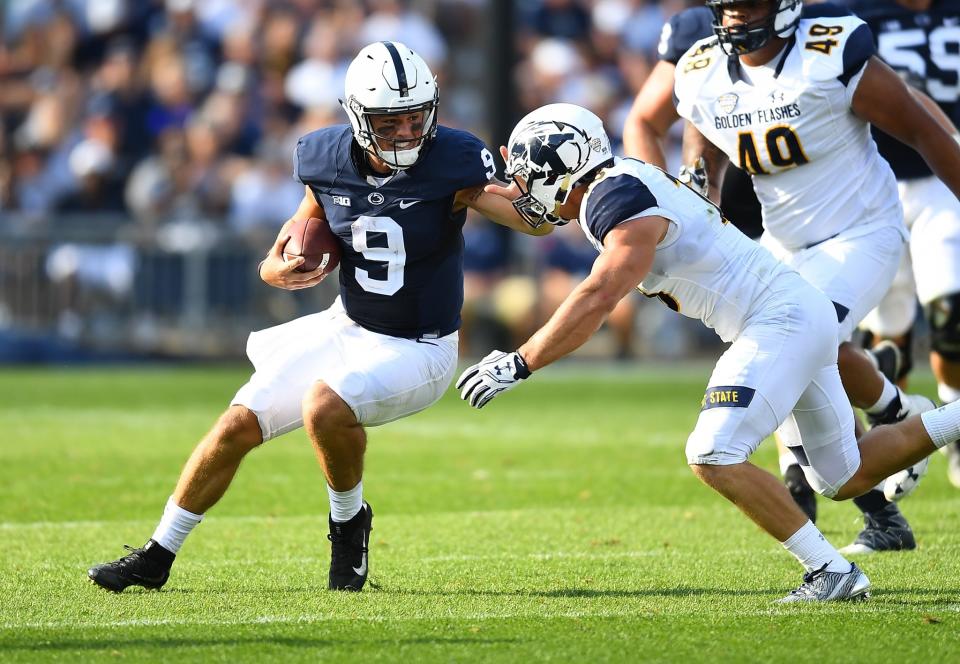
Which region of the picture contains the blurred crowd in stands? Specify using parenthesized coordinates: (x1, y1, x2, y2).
(0, 0, 708, 360)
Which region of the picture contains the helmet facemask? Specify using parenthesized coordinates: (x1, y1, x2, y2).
(346, 91, 438, 170)
(707, 0, 802, 56)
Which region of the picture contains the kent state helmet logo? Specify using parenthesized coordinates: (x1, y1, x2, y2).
(368, 192, 385, 205)
(716, 93, 738, 114)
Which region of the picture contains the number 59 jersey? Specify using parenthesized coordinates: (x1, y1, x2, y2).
(578, 159, 800, 343)
(294, 125, 495, 339)
(675, 15, 904, 251)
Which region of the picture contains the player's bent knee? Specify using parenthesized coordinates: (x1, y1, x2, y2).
(926, 292, 960, 361)
(685, 434, 750, 467)
(212, 405, 263, 452)
(302, 381, 358, 432)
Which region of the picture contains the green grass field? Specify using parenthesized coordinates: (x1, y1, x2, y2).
(1, 365, 959, 662)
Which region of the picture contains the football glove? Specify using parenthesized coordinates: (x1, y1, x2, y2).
(677, 157, 709, 197)
(456, 350, 532, 409)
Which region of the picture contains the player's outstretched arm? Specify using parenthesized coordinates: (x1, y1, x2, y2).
(853, 56, 960, 202)
(456, 216, 666, 409)
(456, 146, 554, 236)
(622, 61, 681, 167)
(259, 187, 329, 290)
(517, 217, 665, 370)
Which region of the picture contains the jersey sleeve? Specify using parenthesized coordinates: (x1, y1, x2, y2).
(583, 174, 661, 245)
(293, 126, 351, 189)
(449, 130, 496, 190)
(673, 37, 720, 119)
(658, 6, 714, 65)
(839, 22, 876, 93)
(800, 16, 875, 92)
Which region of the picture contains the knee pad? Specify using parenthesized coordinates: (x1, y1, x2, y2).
(926, 292, 960, 361)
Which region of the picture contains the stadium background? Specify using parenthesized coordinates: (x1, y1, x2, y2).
(3, 3, 960, 660)
(0, 0, 751, 364)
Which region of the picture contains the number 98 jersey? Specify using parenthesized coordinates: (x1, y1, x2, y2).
(294, 125, 495, 339)
(675, 15, 903, 251)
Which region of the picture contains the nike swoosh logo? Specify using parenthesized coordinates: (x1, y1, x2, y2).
(398, 200, 421, 209)
(353, 530, 368, 577)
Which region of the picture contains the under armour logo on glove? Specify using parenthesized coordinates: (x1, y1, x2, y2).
(456, 350, 532, 409)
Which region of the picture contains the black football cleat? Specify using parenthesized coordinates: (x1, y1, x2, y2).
(88, 540, 175, 592)
(784, 464, 817, 523)
(328, 501, 372, 591)
(839, 503, 916, 555)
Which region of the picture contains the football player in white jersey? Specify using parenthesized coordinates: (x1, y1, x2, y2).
(456, 103, 960, 602)
(673, 0, 960, 546)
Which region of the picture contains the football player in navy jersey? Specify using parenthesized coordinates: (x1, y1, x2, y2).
(87, 42, 547, 594)
(840, 0, 960, 501)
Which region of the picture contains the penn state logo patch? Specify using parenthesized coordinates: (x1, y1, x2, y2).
(368, 192, 385, 205)
(716, 93, 738, 114)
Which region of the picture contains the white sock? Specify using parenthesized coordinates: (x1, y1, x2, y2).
(781, 520, 849, 573)
(921, 402, 960, 450)
(778, 452, 798, 476)
(939, 383, 960, 404)
(865, 379, 899, 415)
(328, 481, 363, 523)
(151, 497, 204, 554)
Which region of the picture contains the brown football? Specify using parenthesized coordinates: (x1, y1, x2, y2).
(283, 217, 341, 274)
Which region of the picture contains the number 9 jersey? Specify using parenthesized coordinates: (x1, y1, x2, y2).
(294, 125, 495, 339)
(674, 14, 904, 251)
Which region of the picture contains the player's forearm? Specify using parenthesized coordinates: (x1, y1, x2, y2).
(915, 128, 960, 201)
(468, 184, 554, 236)
(518, 284, 621, 371)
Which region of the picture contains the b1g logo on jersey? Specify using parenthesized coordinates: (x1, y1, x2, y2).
(332, 195, 351, 207)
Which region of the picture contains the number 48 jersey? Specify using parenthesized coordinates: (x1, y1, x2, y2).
(294, 125, 494, 339)
(675, 15, 903, 251)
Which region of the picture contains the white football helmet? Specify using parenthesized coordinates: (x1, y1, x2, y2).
(505, 103, 614, 228)
(342, 41, 438, 170)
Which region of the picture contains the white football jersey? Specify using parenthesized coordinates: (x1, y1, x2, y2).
(675, 16, 904, 251)
(578, 158, 801, 342)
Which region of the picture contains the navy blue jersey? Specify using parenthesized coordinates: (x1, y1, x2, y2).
(294, 125, 494, 338)
(840, 0, 960, 180)
(658, 6, 714, 64)
(658, 3, 852, 64)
